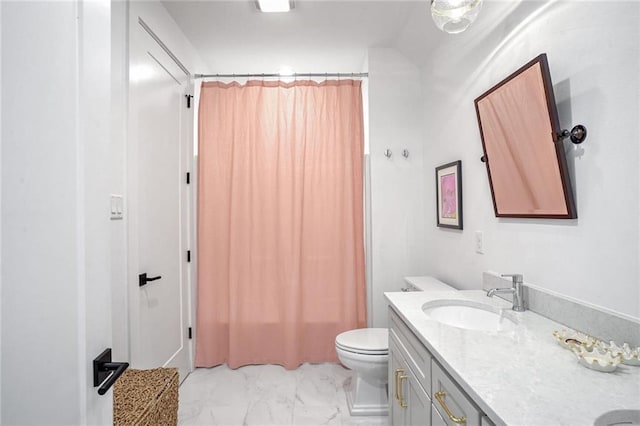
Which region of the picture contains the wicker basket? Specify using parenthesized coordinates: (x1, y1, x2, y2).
(113, 368, 179, 426)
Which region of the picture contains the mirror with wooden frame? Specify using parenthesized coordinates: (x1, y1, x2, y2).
(474, 54, 578, 219)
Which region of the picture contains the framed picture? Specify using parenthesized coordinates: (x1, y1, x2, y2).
(436, 161, 463, 229)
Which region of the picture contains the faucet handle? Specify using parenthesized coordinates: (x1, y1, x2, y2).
(501, 273, 523, 284)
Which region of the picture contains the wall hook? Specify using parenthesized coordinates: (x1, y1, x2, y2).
(402, 149, 410, 158)
(384, 149, 393, 159)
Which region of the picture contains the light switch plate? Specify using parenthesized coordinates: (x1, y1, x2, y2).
(110, 194, 123, 220)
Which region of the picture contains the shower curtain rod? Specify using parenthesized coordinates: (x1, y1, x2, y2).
(194, 72, 368, 79)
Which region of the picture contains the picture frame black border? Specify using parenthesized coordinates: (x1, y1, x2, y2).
(436, 160, 463, 230)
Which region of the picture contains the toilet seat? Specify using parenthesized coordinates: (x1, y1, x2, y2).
(335, 328, 388, 355)
(336, 343, 387, 356)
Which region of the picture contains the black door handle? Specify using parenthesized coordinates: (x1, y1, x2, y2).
(93, 348, 129, 396)
(139, 273, 162, 287)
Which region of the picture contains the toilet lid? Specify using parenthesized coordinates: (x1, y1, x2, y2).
(335, 328, 388, 354)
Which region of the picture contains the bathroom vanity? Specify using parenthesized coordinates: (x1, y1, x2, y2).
(389, 307, 493, 426)
(386, 290, 640, 426)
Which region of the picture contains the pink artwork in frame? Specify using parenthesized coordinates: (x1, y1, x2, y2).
(436, 161, 463, 229)
(440, 173, 457, 219)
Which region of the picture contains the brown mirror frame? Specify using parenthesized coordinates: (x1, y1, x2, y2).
(474, 54, 577, 219)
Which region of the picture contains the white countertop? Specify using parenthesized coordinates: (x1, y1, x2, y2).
(385, 290, 640, 426)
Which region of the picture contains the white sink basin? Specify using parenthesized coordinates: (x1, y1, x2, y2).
(594, 410, 640, 426)
(422, 300, 517, 332)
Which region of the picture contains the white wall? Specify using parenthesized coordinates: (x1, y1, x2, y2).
(2, 3, 82, 423)
(1, 1, 113, 424)
(368, 48, 428, 327)
(420, 1, 640, 319)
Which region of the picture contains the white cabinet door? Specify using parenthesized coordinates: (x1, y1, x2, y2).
(405, 372, 430, 426)
(390, 336, 407, 426)
(389, 334, 430, 426)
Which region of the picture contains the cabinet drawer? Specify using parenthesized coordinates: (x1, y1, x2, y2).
(432, 361, 481, 426)
(389, 308, 431, 396)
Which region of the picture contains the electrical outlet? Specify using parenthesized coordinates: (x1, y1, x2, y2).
(475, 231, 484, 254)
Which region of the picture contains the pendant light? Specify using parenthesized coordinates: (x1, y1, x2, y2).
(431, 0, 483, 34)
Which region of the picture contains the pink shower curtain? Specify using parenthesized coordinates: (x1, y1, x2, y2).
(196, 79, 366, 369)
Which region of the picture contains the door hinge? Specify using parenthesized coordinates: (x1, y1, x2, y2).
(185, 94, 193, 108)
(187, 250, 191, 263)
(186, 172, 190, 184)
(188, 327, 192, 339)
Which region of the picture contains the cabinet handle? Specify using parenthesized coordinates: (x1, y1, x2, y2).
(395, 369, 408, 408)
(434, 391, 466, 424)
(394, 369, 402, 402)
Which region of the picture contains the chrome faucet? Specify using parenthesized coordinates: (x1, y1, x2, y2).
(487, 274, 525, 312)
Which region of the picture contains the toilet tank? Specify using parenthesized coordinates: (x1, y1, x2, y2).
(402, 276, 456, 292)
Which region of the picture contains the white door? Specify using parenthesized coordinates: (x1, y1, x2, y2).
(128, 16, 192, 380)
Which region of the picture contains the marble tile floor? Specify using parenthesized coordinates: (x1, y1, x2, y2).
(178, 363, 389, 426)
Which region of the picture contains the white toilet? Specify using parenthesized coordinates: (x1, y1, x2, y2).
(336, 328, 389, 416)
(335, 276, 455, 416)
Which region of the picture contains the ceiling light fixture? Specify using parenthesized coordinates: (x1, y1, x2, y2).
(431, 0, 483, 34)
(256, 0, 294, 13)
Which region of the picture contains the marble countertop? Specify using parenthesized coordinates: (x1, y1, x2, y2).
(385, 290, 640, 426)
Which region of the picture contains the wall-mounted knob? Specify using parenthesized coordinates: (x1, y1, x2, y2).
(384, 149, 392, 158)
(558, 124, 587, 144)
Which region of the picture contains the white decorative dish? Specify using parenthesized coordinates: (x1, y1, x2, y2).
(606, 341, 640, 366)
(553, 329, 599, 350)
(572, 346, 622, 373)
